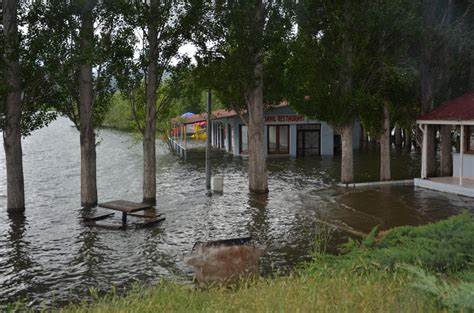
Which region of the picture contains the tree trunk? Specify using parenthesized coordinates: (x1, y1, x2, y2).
(404, 128, 412, 149)
(246, 0, 268, 194)
(394, 126, 402, 147)
(380, 102, 391, 181)
(339, 1, 354, 184)
(425, 126, 437, 177)
(439, 125, 452, 176)
(421, 57, 437, 176)
(2, 0, 25, 212)
(143, 2, 158, 204)
(421, 0, 437, 177)
(436, 0, 453, 178)
(79, 1, 97, 208)
(420, 62, 437, 176)
(340, 124, 354, 184)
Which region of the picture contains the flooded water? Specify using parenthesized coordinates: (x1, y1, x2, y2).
(1, 118, 473, 308)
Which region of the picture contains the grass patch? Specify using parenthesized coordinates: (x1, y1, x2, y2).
(59, 270, 437, 313)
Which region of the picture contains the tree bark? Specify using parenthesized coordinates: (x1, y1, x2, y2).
(380, 102, 391, 181)
(421, 0, 437, 177)
(340, 124, 354, 184)
(246, 0, 268, 194)
(439, 125, 452, 176)
(79, 1, 97, 208)
(394, 126, 402, 147)
(143, 1, 158, 204)
(339, 0, 354, 184)
(420, 59, 437, 176)
(425, 126, 437, 177)
(2, 0, 25, 212)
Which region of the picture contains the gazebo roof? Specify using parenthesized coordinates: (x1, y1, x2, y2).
(417, 91, 474, 125)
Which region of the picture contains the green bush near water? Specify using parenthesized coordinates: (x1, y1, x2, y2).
(10, 213, 473, 312)
(310, 212, 474, 273)
(102, 93, 137, 132)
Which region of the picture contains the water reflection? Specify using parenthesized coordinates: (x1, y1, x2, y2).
(247, 193, 270, 245)
(0, 213, 44, 307)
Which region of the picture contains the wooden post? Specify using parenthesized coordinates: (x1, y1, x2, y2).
(421, 124, 428, 179)
(460, 125, 464, 185)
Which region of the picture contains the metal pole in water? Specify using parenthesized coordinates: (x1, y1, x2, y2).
(205, 88, 212, 195)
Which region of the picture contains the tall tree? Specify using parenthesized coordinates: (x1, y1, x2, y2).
(419, 0, 473, 177)
(1, 0, 59, 212)
(356, 0, 419, 181)
(28, 0, 133, 207)
(78, 0, 98, 207)
(199, 0, 292, 192)
(2, 0, 24, 212)
(289, 0, 357, 183)
(117, 0, 204, 204)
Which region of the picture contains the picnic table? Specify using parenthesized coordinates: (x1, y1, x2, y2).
(85, 200, 165, 229)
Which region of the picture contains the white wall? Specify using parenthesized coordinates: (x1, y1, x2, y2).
(453, 153, 474, 177)
(289, 125, 297, 157)
(320, 122, 334, 156)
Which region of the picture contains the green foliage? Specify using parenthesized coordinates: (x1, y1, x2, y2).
(311, 213, 474, 274)
(110, 0, 207, 135)
(102, 93, 136, 132)
(401, 264, 474, 311)
(287, 1, 357, 128)
(23, 0, 137, 129)
(195, 1, 294, 113)
(103, 64, 211, 134)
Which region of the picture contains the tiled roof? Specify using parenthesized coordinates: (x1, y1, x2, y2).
(171, 102, 289, 125)
(417, 91, 474, 122)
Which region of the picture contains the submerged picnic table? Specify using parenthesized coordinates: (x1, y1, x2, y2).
(85, 200, 165, 229)
(99, 200, 153, 224)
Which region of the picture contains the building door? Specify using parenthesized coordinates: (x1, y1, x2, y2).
(297, 124, 321, 157)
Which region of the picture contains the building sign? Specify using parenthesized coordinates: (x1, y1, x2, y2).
(264, 115, 305, 123)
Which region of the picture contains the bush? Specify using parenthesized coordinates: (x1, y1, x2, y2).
(309, 212, 474, 274)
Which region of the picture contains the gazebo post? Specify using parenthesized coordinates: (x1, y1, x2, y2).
(460, 125, 464, 185)
(421, 124, 428, 179)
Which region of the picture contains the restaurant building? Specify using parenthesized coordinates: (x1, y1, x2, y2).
(173, 103, 361, 157)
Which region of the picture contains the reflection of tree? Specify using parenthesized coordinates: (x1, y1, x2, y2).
(246, 193, 270, 247)
(71, 208, 106, 287)
(7, 213, 33, 270)
(2, 212, 41, 305)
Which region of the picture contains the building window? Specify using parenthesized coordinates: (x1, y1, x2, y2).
(467, 126, 474, 152)
(297, 124, 321, 157)
(268, 125, 289, 154)
(239, 125, 248, 154)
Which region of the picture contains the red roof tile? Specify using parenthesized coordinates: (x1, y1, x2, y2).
(171, 102, 289, 125)
(417, 91, 474, 122)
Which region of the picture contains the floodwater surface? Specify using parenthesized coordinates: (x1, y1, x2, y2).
(1, 118, 473, 308)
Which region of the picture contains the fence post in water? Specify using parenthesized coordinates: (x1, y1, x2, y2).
(205, 88, 212, 195)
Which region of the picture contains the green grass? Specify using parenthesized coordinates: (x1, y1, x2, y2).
(57, 270, 438, 313)
(9, 213, 474, 312)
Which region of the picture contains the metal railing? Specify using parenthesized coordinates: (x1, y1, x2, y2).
(168, 137, 187, 160)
